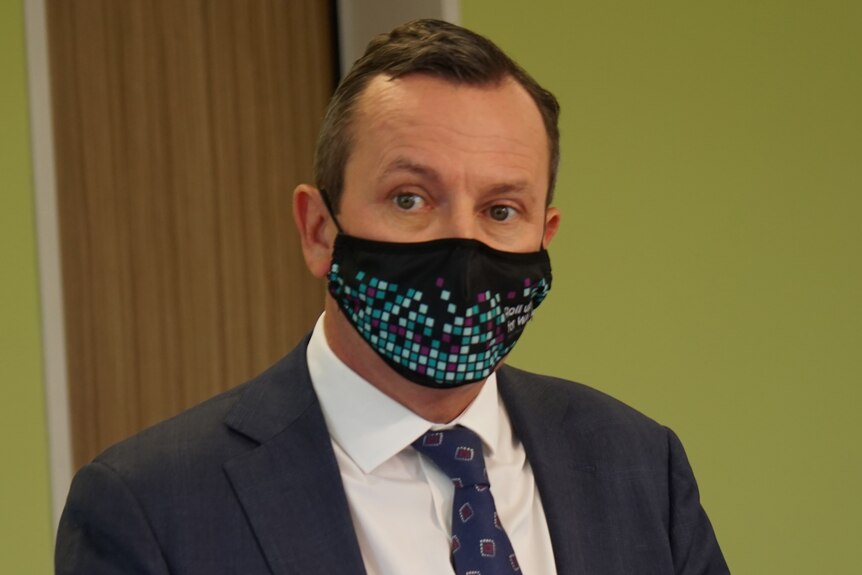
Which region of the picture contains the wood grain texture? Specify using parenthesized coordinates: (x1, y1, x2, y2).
(47, 0, 334, 468)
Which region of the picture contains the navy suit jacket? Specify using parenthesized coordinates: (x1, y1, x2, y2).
(56, 336, 729, 574)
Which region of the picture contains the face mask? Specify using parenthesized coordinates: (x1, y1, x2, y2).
(323, 195, 553, 389)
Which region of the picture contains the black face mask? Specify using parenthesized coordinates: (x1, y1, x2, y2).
(322, 192, 553, 389)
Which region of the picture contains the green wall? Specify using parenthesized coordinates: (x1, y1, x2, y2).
(464, 1, 861, 573)
(0, 0, 54, 572)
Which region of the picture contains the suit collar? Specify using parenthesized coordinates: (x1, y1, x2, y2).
(498, 365, 597, 575)
(222, 337, 367, 574)
(223, 335, 317, 443)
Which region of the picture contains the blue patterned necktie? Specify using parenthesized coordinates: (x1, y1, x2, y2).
(412, 426, 522, 574)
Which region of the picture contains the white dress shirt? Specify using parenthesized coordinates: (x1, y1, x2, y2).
(307, 314, 558, 575)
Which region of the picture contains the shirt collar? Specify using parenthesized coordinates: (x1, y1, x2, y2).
(307, 314, 501, 474)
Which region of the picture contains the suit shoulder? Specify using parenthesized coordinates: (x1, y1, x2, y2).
(93, 381, 252, 478)
(92, 342, 312, 479)
(499, 364, 666, 434)
(499, 364, 677, 476)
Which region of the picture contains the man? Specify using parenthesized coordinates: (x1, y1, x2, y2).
(57, 19, 728, 574)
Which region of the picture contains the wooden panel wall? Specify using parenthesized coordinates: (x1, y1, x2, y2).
(47, 0, 334, 468)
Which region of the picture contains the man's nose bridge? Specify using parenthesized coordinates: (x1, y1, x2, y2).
(446, 198, 478, 239)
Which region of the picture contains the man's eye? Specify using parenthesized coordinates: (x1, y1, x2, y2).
(488, 205, 515, 222)
(393, 193, 424, 211)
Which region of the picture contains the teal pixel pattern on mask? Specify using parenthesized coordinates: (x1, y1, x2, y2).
(328, 263, 550, 386)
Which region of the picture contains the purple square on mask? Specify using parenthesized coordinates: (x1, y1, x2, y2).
(477, 292, 486, 302)
(507, 291, 516, 300)
(436, 277, 445, 287)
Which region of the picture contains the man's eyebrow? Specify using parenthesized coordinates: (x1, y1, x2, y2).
(486, 181, 532, 196)
(380, 159, 534, 195)
(379, 158, 443, 185)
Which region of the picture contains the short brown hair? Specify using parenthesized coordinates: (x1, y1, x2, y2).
(314, 19, 561, 210)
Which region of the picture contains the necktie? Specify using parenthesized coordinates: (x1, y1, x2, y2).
(412, 426, 522, 574)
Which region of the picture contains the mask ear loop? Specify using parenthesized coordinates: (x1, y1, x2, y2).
(319, 188, 345, 234)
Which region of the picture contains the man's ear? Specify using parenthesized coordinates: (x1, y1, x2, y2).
(542, 206, 561, 248)
(293, 184, 336, 278)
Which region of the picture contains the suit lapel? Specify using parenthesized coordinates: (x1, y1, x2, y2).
(222, 340, 366, 575)
(498, 366, 599, 575)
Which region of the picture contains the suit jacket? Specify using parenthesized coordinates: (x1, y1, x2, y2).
(56, 336, 729, 574)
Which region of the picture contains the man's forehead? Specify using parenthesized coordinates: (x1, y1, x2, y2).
(351, 73, 543, 140)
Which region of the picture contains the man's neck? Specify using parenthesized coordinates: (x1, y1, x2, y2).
(322, 302, 484, 423)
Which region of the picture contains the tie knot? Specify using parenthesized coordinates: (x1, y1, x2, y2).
(412, 426, 488, 488)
